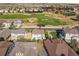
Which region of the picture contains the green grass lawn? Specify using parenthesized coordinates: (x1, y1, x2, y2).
(0, 13, 67, 26)
(34, 13, 67, 26)
(0, 13, 31, 19)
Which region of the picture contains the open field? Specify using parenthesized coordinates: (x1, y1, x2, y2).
(0, 13, 31, 19)
(0, 13, 78, 26)
(44, 13, 78, 25)
(35, 13, 67, 25)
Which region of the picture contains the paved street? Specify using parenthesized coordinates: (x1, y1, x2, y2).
(9, 42, 47, 56)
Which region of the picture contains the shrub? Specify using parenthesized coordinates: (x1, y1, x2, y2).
(64, 12, 76, 16)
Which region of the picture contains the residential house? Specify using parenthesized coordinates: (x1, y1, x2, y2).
(10, 28, 34, 41)
(63, 27, 79, 42)
(73, 8, 78, 12)
(9, 10, 14, 13)
(4, 9, 8, 13)
(24, 32, 32, 40)
(43, 39, 77, 56)
(32, 29, 46, 40)
(0, 29, 11, 40)
(13, 10, 17, 13)
(2, 20, 13, 28)
(0, 9, 4, 13)
(19, 9, 25, 13)
(0, 20, 5, 29)
(56, 27, 79, 42)
(13, 20, 23, 28)
(10, 29, 26, 41)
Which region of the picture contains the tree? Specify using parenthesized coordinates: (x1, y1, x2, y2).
(64, 12, 76, 16)
(37, 23, 45, 27)
(70, 39, 78, 51)
(9, 24, 16, 29)
(45, 31, 58, 40)
(0, 13, 3, 15)
(0, 24, 5, 28)
(8, 10, 10, 13)
(50, 31, 58, 39)
(76, 15, 79, 24)
(45, 31, 51, 39)
(45, 31, 49, 39)
(76, 15, 79, 37)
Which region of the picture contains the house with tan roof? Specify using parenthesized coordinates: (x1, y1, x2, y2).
(0, 20, 5, 29)
(10, 28, 27, 41)
(32, 29, 46, 40)
(2, 20, 13, 28)
(63, 27, 79, 42)
(0, 9, 4, 13)
(0, 29, 11, 40)
(13, 20, 23, 28)
(10, 28, 46, 41)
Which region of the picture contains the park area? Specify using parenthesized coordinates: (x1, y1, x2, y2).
(0, 13, 78, 26)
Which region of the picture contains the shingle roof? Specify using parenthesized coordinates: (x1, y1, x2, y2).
(0, 29, 11, 40)
(74, 26, 79, 30)
(11, 28, 26, 34)
(63, 27, 78, 34)
(3, 20, 13, 23)
(32, 29, 44, 34)
(0, 20, 5, 24)
(0, 41, 13, 56)
(43, 39, 78, 56)
(13, 20, 23, 24)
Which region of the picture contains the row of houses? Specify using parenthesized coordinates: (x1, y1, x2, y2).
(10, 28, 45, 41)
(0, 28, 46, 41)
(0, 7, 43, 13)
(0, 20, 23, 28)
(57, 26, 79, 42)
(0, 27, 79, 56)
(0, 5, 78, 13)
(0, 24, 79, 42)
